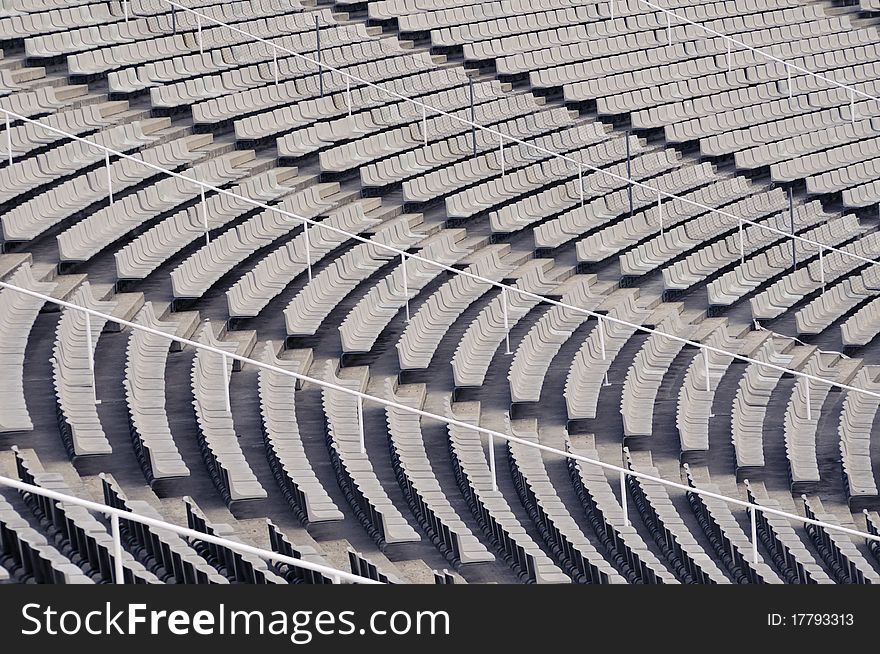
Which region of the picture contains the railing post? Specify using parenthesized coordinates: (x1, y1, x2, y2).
(805, 376, 811, 421)
(667, 13, 672, 46)
(221, 352, 230, 414)
(346, 77, 351, 116)
(85, 311, 99, 404)
(171, 5, 176, 34)
(750, 506, 758, 565)
(422, 104, 427, 147)
(789, 188, 796, 269)
(105, 150, 113, 205)
(851, 90, 856, 124)
(819, 246, 825, 291)
(400, 253, 410, 322)
(626, 130, 633, 216)
(5, 111, 11, 165)
(469, 79, 476, 157)
(316, 15, 323, 97)
(597, 316, 606, 360)
(657, 192, 663, 234)
(703, 347, 711, 393)
(197, 14, 203, 55)
(738, 219, 745, 263)
(488, 431, 497, 492)
(302, 217, 312, 281)
(609, 0, 614, 21)
(726, 39, 731, 72)
(111, 513, 125, 584)
(357, 395, 365, 454)
(502, 287, 511, 355)
(200, 185, 209, 245)
(787, 66, 792, 100)
(578, 165, 584, 208)
(498, 134, 504, 174)
(123, 0, 129, 23)
(620, 470, 628, 527)
(273, 46, 279, 86)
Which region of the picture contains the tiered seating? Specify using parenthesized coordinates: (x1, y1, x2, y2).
(339, 229, 474, 354)
(683, 465, 782, 583)
(784, 352, 860, 491)
(744, 481, 834, 584)
(507, 419, 626, 583)
(445, 399, 569, 583)
(565, 434, 679, 583)
(838, 368, 880, 502)
(801, 496, 880, 584)
(100, 474, 228, 584)
(384, 381, 494, 565)
(624, 448, 729, 584)
(621, 310, 706, 438)
(732, 341, 812, 471)
(0, 489, 93, 584)
(842, 294, 880, 348)
(347, 549, 405, 584)
(509, 275, 610, 404)
(398, 245, 521, 370)
(171, 183, 359, 301)
(564, 291, 656, 421)
(0, 261, 57, 433)
(124, 302, 195, 485)
(452, 259, 566, 388)
(257, 342, 343, 524)
(266, 520, 336, 584)
(284, 214, 432, 337)
(12, 447, 158, 583)
(190, 321, 266, 505)
(796, 267, 880, 336)
(51, 282, 117, 459)
(321, 362, 420, 546)
(183, 497, 286, 584)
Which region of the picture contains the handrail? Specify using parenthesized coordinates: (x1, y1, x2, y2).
(0, 103, 874, 403)
(0, 473, 382, 584)
(149, 0, 880, 270)
(1, 278, 878, 571)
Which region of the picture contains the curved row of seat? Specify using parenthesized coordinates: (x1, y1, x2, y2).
(838, 368, 880, 501)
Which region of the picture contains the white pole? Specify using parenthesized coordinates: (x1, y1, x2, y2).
(667, 13, 671, 46)
(610, 0, 614, 21)
(422, 105, 427, 147)
(787, 66, 792, 100)
(502, 287, 511, 355)
(498, 134, 504, 174)
(401, 253, 410, 322)
(738, 219, 745, 263)
(657, 193, 663, 234)
(357, 395, 365, 454)
(579, 166, 584, 207)
(111, 513, 125, 584)
(488, 432, 497, 492)
(201, 186, 209, 244)
(197, 15, 203, 55)
(851, 90, 856, 124)
(805, 377, 811, 421)
(303, 218, 312, 281)
(750, 506, 758, 565)
(346, 77, 351, 116)
(5, 111, 11, 165)
(105, 150, 113, 205)
(703, 347, 711, 393)
(598, 316, 606, 360)
(123, 0, 129, 23)
(221, 353, 230, 414)
(273, 47, 278, 86)
(727, 40, 731, 72)
(819, 247, 825, 291)
(620, 470, 628, 526)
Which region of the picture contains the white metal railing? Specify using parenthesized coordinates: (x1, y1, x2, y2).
(0, 473, 382, 584)
(135, 0, 880, 273)
(1, 278, 879, 577)
(0, 100, 874, 414)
